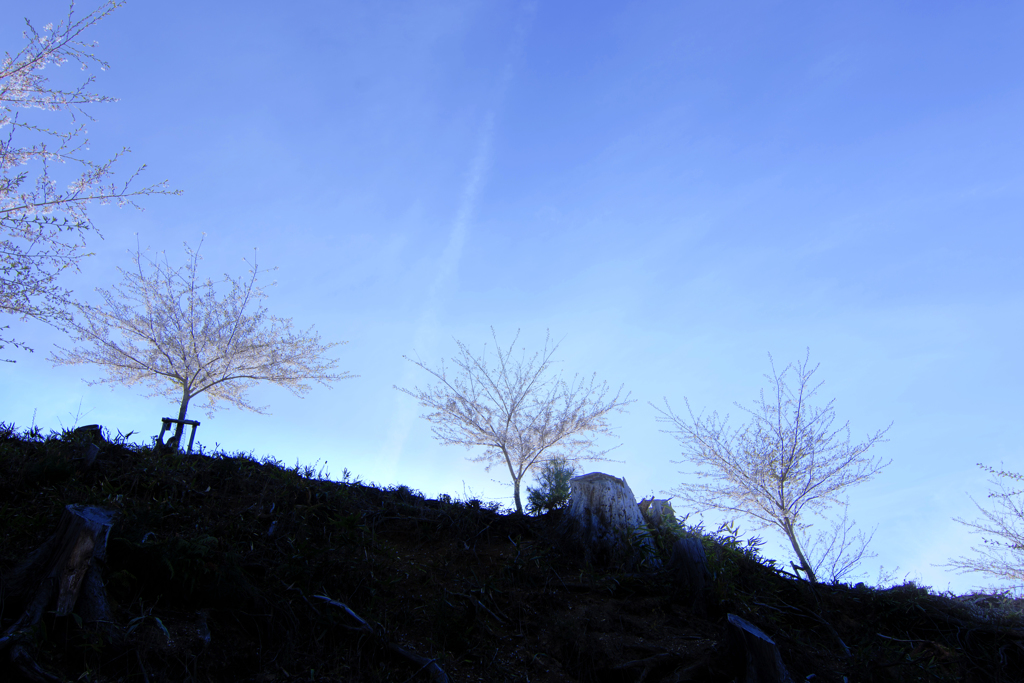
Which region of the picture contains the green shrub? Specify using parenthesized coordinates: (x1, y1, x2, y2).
(526, 457, 575, 515)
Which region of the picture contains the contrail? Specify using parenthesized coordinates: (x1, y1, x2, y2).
(380, 1, 538, 483)
(413, 0, 537, 343)
(413, 110, 496, 347)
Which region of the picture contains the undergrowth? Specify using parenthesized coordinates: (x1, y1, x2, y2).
(1, 422, 1022, 683)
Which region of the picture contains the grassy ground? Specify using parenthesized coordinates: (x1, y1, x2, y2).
(1, 423, 1023, 682)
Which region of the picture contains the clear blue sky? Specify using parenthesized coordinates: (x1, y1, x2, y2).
(4, 1, 1023, 594)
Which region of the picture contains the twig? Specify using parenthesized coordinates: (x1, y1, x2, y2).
(773, 598, 852, 658)
(450, 592, 507, 624)
(752, 600, 797, 614)
(136, 649, 152, 683)
(549, 566, 570, 591)
(613, 652, 682, 669)
(400, 660, 437, 683)
(313, 595, 450, 683)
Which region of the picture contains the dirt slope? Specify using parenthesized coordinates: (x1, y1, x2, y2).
(1, 424, 1022, 682)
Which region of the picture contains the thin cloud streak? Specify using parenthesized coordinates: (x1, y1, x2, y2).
(380, 2, 538, 481)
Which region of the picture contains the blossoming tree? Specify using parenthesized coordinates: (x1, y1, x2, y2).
(654, 350, 892, 583)
(2, 1, 175, 357)
(945, 465, 1024, 593)
(51, 238, 354, 444)
(397, 329, 633, 514)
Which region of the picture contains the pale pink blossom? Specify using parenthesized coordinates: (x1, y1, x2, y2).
(1, 1, 176, 356)
(51, 237, 354, 442)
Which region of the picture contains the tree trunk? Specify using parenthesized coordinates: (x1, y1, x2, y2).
(173, 388, 192, 445)
(639, 498, 710, 612)
(781, 518, 817, 583)
(669, 536, 710, 613)
(559, 472, 660, 569)
(639, 498, 678, 528)
(726, 613, 795, 683)
(502, 447, 525, 514)
(512, 477, 524, 515)
(0, 506, 120, 680)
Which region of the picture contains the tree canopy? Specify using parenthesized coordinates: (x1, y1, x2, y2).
(51, 238, 353, 441)
(945, 464, 1024, 594)
(654, 350, 891, 583)
(397, 329, 632, 514)
(1, 1, 175, 356)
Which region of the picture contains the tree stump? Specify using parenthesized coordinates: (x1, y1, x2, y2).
(639, 498, 677, 528)
(667, 535, 708, 585)
(0, 505, 120, 681)
(726, 613, 794, 683)
(559, 472, 660, 569)
(639, 498, 710, 611)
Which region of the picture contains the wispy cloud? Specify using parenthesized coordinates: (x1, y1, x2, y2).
(413, 0, 537, 343)
(380, 2, 538, 479)
(414, 110, 496, 347)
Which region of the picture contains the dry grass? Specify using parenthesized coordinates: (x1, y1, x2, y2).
(1, 422, 1023, 682)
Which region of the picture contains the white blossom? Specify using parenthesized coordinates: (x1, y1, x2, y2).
(397, 329, 633, 514)
(945, 465, 1024, 594)
(654, 350, 891, 583)
(51, 237, 354, 440)
(1, 1, 176, 356)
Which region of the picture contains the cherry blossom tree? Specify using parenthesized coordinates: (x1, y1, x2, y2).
(51, 237, 354, 444)
(2, 1, 176, 357)
(944, 464, 1024, 594)
(397, 329, 633, 514)
(654, 350, 891, 583)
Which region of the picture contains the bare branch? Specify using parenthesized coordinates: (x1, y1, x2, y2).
(1, 2, 179, 357)
(803, 500, 878, 583)
(653, 349, 891, 582)
(943, 464, 1024, 594)
(396, 328, 634, 513)
(50, 237, 354, 439)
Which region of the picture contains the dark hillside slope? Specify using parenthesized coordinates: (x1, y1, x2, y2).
(1, 423, 1022, 682)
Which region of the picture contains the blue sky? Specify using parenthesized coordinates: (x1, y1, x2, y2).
(4, 1, 1023, 593)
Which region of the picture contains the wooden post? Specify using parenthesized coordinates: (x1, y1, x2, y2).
(157, 417, 200, 454)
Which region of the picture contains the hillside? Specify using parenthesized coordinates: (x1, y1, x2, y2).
(1, 423, 1022, 682)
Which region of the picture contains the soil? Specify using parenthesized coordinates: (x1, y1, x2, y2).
(1, 424, 1022, 682)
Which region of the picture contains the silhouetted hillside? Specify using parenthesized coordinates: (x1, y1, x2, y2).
(1, 423, 1022, 682)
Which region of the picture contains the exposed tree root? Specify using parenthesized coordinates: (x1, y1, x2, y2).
(313, 595, 450, 683)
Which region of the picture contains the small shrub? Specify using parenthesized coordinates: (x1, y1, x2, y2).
(526, 457, 575, 515)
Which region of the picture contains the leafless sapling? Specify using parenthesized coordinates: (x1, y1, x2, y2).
(397, 328, 633, 514)
(51, 237, 353, 444)
(653, 350, 891, 583)
(944, 464, 1024, 594)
